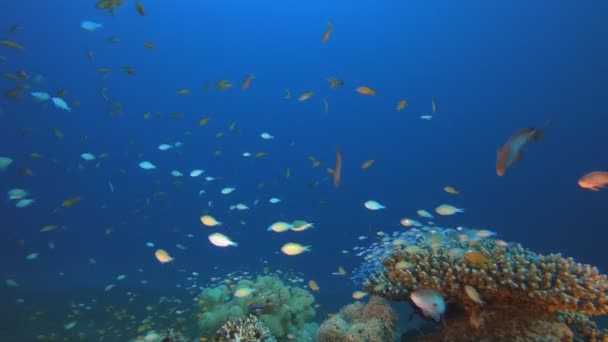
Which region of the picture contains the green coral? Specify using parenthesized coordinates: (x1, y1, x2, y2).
(198, 275, 317, 341)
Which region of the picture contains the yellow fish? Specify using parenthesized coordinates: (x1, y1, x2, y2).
(200, 215, 221, 227)
(62, 196, 82, 208)
(1, 39, 24, 50)
(216, 79, 232, 90)
(198, 116, 210, 126)
(308, 280, 320, 291)
(352, 291, 367, 300)
(40, 225, 58, 233)
(280, 243, 311, 256)
(298, 91, 313, 101)
(155, 249, 173, 263)
(397, 99, 407, 110)
(443, 186, 459, 195)
(328, 77, 343, 89)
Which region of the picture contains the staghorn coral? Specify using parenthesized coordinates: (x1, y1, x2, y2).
(316, 296, 397, 342)
(363, 239, 608, 316)
(213, 314, 276, 342)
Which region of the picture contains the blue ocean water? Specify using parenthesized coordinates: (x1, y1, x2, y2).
(1, 0, 607, 340)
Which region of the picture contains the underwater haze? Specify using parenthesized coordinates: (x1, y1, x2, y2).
(1, 0, 608, 341)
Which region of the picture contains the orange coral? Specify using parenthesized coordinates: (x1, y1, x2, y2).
(364, 240, 608, 316)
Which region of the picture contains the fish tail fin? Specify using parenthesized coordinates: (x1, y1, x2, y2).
(305, 245, 312, 252)
(534, 118, 553, 140)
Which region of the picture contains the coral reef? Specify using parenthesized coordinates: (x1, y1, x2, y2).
(559, 312, 608, 342)
(316, 296, 397, 342)
(408, 304, 573, 342)
(130, 329, 185, 342)
(362, 237, 608, 340)
(213, 315, 276, 342)
(364, 239, 608, 315)
(197, 275, 316, 341)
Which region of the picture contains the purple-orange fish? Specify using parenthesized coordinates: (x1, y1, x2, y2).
(578, 171, 608, 191)
(327, 146, 343, 188)
(333, 145, 342, 188)
(496, 120, 551, 176)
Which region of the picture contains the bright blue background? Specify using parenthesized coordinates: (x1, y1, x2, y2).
(1, 0, 607, 337)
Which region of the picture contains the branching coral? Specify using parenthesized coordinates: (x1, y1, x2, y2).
(317, 296, 397, 342)
(364, 240, 608, 316)
(362, 238, 608, 340)
(213, 315, 276, 342)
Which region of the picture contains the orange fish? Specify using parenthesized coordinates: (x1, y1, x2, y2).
(356, 86, 376, 96)
(322, 20, 332, 43)
(333, 145, 342, 188)
(578, 171, 608, 191)
(496, 120, 551, 176)
(241, 74, 254, 90)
